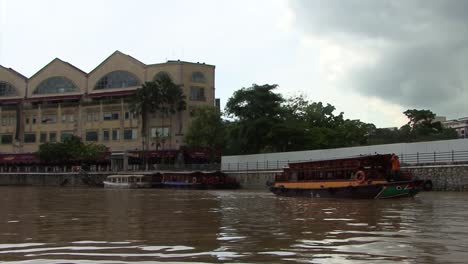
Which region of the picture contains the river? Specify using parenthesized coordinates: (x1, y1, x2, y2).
(0, 187, 467, 263)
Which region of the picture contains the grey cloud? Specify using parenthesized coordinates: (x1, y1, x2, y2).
(290, 0, 468, 118)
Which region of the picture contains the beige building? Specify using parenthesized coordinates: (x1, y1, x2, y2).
(0, 51, 216, 154)
(443, 117, 468, 138)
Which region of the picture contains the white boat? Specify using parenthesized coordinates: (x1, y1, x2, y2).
(103, 174, 153, 189)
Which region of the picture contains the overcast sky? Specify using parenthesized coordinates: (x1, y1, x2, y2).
(1, 0, 467, 128)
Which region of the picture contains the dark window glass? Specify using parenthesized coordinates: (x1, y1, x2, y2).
(112, 129, 120, 140)
(34, 76, 78, 94)
(1, 134, 13, 144)
(0, 81, 17, 96)
(191, 72, 206, 83)
(190, 86, 205, 101)
(103, 130, 110, 141)
(103, 112, 119, 121)
(41, 115, 56, 124)
(40, 132, 47, 143)
(50, 132, 57, 142)
(86, 131, 98, 141)
(61, 132, 73, 142)
(123, 129, 137, 140)
(24, 133, 36, 143)
(94, 71, 140, 89)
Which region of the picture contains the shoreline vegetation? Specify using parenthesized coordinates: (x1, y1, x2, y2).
(187, 84, 457, 156)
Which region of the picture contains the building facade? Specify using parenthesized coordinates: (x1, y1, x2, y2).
(0, 51, 216, 154)
(443, 117, 468, 138)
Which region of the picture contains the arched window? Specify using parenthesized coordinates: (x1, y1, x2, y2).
(34, 76, 78, 94)
(0, 81, 17, 96)
(153, 71, 171, 81)
(94, 71, 141, 90)
(191, 71, 206, 83)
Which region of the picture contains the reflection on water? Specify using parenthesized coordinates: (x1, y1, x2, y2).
(1, 187, 468, 263)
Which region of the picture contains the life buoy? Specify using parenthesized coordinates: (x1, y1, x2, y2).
(192, 177, 197, 184)
(355, 170, 366, 184)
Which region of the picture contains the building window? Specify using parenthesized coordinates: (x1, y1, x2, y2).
(190, 86, 205, 101)
(1, 115, 16, 126)
(24, 133, 36, 143)
(50, 132, 57, 142)
(42, 115, 57, 124)
(191, 71, 206, 83)
(32, 116, 37, 124)
(60, 131, 73, 142)
(26, 117, 30, 125)
(40, 132, 47, 143)
(1, 134, 13, 144)
(151, 127, 169, 138)
(34, 76, 78, 94)
(0, 81, 17, 96)
(124, 128, 138, 140)
(94, 71, 140, 90)
(112, 129, 120, 141)
(62, 114, 75, 123)
(102, 130, 110, 141)
(86, 131, 98, 142)
(123, 111, 136, 120)
(103, 112, 119, 121)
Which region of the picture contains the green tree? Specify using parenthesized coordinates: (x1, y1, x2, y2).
(224, 84, 286, 154)
(156, 74, 187, 148)
(35, 136, 107, 165)
(185, 106, 225, 151)
(129, 81, 162, 151)
(402, 109, 457, 142)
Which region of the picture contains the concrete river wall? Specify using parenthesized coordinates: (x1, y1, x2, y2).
(0, 172, 110, 187)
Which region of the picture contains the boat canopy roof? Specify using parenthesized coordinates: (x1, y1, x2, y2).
(107, 174, 145, 179)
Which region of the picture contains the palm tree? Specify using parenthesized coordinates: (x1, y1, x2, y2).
(129, 81, 162, 166)
(155, 75, 186, 149)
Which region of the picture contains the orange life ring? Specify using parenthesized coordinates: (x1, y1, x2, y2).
(192, 177, 197, 184)
(355, 170, 366, 184)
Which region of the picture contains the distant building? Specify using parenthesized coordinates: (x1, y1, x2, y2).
(0, 51, 216, 154)
(434, 116, 447, 123)
(443, 117, 468, 138)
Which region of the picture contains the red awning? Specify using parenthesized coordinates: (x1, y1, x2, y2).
(88, 90, 136, 98)
(0, 98, 22, 105)
(27, 95, 82, 103)
(147, 150, 178, 158)
(0, 153, 40, 164)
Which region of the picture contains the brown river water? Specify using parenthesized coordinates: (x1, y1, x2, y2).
(0, 187, 467, 264)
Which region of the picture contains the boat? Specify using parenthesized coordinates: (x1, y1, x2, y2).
(161, 171, 240, 189)
(269, 154, 424, 199)
(103, 174, 161, 189)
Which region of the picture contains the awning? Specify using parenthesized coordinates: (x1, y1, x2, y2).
(88, 90, 136, 98)
(0, 153, 40, 164)
(0, 98, 22, 105)
(26, 95, 82, 103)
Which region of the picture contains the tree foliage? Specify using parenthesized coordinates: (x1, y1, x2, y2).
(35, 135, 107, 164)
(129, 75, 186, 149)
(185, 106, 225, 150)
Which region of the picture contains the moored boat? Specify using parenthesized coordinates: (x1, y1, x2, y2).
(269, 154, 423, 199)
(104, 174, 161, 189)
(161, 171, 240, 189)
